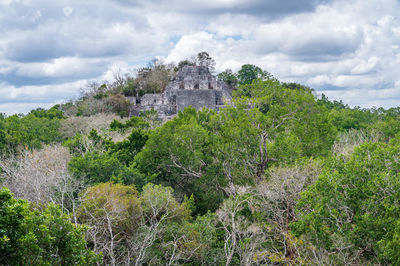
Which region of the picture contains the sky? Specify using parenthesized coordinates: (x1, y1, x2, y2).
(0, 0, 400, 115)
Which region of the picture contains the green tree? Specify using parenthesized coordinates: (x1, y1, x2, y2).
(66, 127, 148, 186)
(68, 151, 124, 184)
(236, 78, 336, 158)
(0, 118, 6, 152)
(236, 64, 272, 86)
(29, 105, 64, 119)
(1, 111, 62, 154)
(217, 69, 238, 87)
(292, 140, 400, 264)
(135, 107, 223, 213)
(77, 183, 141, 265)
(110, 115, 150, 132)
(196, 51, 216, 72)
(0, 187, 100, 265)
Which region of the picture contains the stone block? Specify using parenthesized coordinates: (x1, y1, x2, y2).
(177, 90, 216, 111)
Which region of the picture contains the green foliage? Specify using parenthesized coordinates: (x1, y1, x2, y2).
(217, 68, 238, 87)
(0, 119, 6, 152)
(61, 82, 132, 117)
(135, 78, 336, 214)
(114, 163, 147, 191)
(237, 64, 272, 86)
(161, 212, 223, 264)
(140, 183, 192, 221)
(67, 127, 148, 186)
(237, 78, 337, 157)
(121, 77, 138, 96)
(110, 115, 150, 132)
(329, 107, 376, 131)
(318, 93, 348, 110)
(4, 59, 400, 265)
(0, 187, 100, 265)
(108, 128, 149, 165)
(292, 141, 400, 264)
(282, 82, 313, 92)
(78, 182, 141, 233)
(69, 151, 124, 184)
(196, 51, 216, 72)
(28, 105, 65, 119)
(369, 107, 400, 141)
(175, 60, 195, 72)
(135, 61, 176, 94)
(136, 107, 224, 213)
(62, 129, 112, 157)
(0, 109, 63, 154)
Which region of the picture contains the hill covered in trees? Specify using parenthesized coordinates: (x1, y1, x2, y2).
(1, 53, 400, 265)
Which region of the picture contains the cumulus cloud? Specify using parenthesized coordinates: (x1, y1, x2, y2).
(162, 0, 400, 108)
(0, 0, 400, 114)
(0, 79, 88, 115)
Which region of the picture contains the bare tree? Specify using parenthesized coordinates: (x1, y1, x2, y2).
(216, 186, 269, 266)
(0, 144, 84, 222)
(332, 128, 382, 158)
(254, 161, 325, 263)
(195, 51, 216, 73)
(130, 184, 189, 265)
(78, 183, 190, 265)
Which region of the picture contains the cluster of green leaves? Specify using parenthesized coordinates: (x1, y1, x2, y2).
(66, 127, 148, 189)
(319, 94, 400, 140)
(217, 64, 273, 87)
(76, 181, 313, 265)
(110, 115, 150, 132)
(292, 137, 400, 264)
(0, 187, 101, 265)
(0, 106, 63, 155)
(63, 71, 338, 219)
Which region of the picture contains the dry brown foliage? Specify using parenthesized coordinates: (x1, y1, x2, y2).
(60, 113, 129, 142)
(0, 144, 83, 221)
(332, 128, 383, 158)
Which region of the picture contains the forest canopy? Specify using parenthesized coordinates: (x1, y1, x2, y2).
(1, 54, 400, 265)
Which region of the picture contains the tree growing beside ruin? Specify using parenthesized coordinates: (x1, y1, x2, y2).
(196, 51, 216, 73)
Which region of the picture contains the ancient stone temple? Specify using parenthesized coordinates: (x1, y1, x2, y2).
(129, 65, 233, 119)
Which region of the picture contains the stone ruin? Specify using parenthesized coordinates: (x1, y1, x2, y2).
(128, 65, 234, 119)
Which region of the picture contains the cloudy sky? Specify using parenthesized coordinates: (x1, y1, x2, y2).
(1, 0, 400, 115)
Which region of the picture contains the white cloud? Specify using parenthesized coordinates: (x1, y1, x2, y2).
(0, 102, 56, 115)
(63, 7, 73, 17)
(0, 79, 87, 101)
(162, 0, 400, 108)
(14, 57, 102, 78)
(321, 86, 400, 109)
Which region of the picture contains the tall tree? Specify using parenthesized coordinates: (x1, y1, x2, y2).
(196, 51, 216, 72)
(236, 64, 272, 86)
(0, 187, 100, 265)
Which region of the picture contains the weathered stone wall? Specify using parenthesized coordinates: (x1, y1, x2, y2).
(129, 103, 176, 117)
(140, 94, 164, 105)
(176, 90, 216, 112)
